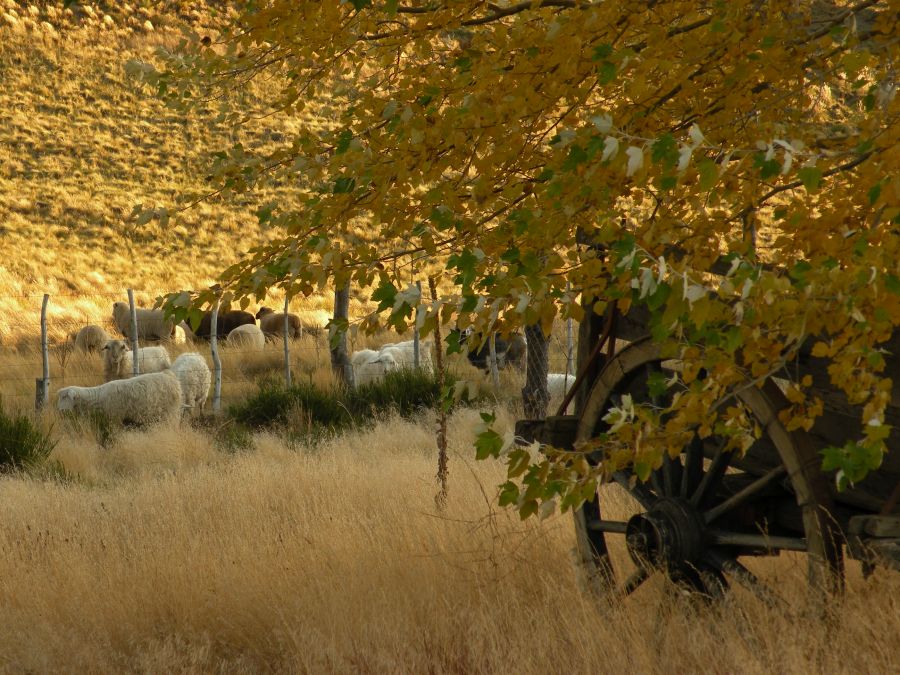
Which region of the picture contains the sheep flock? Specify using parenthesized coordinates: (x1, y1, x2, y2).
(51, 298, 576, 427)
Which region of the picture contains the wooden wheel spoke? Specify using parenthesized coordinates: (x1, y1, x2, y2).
(689, 440, 732, 508)
(680, 437, 704, 499)
(662, 454, 678, 497)
(705, 550, 784, 608)
(703, 465, 787, 524)
(650, 470, 665, 497)
(708, 530, 807, 552)
(618, 566, 651, 598)
(586, 519, 628, 534)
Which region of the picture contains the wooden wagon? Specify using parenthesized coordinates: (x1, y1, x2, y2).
(516, 286, 900, 603)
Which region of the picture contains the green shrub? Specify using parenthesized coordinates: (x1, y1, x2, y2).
(348, 367, 444, 418)
(227, 368, 452, 443)
(0, 403, 57, 473)
(229, 380, 351, 430)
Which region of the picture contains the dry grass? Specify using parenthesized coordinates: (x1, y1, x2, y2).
(0, 4, 364, 346)
(1, 5, 897, 672)
(0, 409, 897, 673)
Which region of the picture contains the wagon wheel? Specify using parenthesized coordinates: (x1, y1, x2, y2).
(573, 337, 844, 605)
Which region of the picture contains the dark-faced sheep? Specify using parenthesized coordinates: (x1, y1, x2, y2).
(256, 307, 303, 340)
(450, 329, 528, 373)
(192, 310, 256, 341)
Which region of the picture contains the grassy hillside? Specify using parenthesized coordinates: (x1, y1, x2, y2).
(0, 1, 345, 345)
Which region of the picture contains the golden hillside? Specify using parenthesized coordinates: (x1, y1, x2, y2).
(0, 1, 345, 344)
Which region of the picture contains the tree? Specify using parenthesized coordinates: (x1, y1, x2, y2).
(136, 0, 899, 514)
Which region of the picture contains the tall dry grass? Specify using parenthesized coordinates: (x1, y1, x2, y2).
(1, 409, 898, 673)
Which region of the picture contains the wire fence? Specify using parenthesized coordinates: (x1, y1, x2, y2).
(0, 290, 577, 417)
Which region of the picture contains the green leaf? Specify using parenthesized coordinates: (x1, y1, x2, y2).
(753, 153, 780, 180)
(645, 281, 671, 311)
(651, 133, 678, 169)
(592, 44, 613, 60)
(597, 61, 617, 84)
(647, 369, 668, 398)
(868, 183, 881, 205)
(333, 176, 356, 194)
(633, 459, 652, 482)
(697, 159, 718, 190)
(884, 274, 900, 295)
(475, 429, 504, 460)
(798, 167, 822, 192)
(562, 144, 588, 171)
(335, 129, 353, 154)
(371, 280, 398, 312)
(498, 481, 520, 507)
(348, 0, 371, 9)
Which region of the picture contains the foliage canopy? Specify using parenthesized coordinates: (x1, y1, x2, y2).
(138, 0, 899, 512)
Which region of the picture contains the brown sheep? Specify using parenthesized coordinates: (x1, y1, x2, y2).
(256, 307, 304, 340)
(193, 310, 256, 341)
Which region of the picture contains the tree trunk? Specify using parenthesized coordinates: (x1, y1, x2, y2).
(574, 304, 608, 418)
(331, 281, 354, 387)
(522, 322, 550, 419)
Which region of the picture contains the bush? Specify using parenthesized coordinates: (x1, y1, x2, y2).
(348, 367, 443, 418)
(227, 367, 451, 441)
(0, 403, 57, 473)
(229, 380, 351, 430)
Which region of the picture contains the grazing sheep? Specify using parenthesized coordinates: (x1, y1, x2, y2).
(226, 323, 266, 350)
(111, 301, 175, 342)
(378, 339, 434, 370)
(57, 370, 183, 426)
(193, 310, 256, 341)
(172, 321, 195, 344)
(354, 349, 399, 386)
(256, 307, 304, 340)
(548, 372, 576, 414)
(101, 339, 171, 382)
(170, 352, 211, 411)
(452, 329, 528, 373)
(72, 325, 109, 353)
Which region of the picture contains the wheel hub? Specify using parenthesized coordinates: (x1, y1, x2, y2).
(626, 498, 706, 571)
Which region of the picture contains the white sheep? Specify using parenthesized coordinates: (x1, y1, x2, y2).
(101, 339, 171, 382)
(226, 323, 266, 350)
(57, 370, 183, 426)
(378, 338, 434, 370)
(72, 325, 109, 353)
(171, 321, 194, 344)
(353, 349, 398, 386)
(548, 372, 576, 414)
(112, 301, 175, 342)
(170, 352, 211, 412)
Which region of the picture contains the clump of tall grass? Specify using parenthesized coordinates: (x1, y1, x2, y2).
(0, 401, 57, 473)
(228, 368, 451, 439)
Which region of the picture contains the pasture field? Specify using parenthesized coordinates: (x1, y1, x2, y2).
(1, 4, 898, 673)
(1, 409, 898, 673)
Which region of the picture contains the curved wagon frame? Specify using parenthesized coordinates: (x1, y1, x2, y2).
(517, 291, 900, 604)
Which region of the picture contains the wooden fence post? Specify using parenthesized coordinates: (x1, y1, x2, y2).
(35, 293, 50, 411)
(413, 281, 422, 369)
(488, 333, 500, 390)
(127, 289, 139, 376)
(210, 298, 222, 411)
(283, 295, 292, 387)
